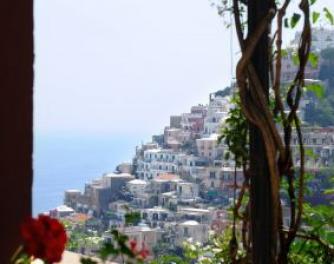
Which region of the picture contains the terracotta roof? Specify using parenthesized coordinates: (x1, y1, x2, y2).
(66, 213, 91, 223)
(155, 173, 180, 181)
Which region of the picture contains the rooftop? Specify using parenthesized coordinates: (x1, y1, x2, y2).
(197, 133, 219, 141)
(161, 191, 177, 197)
(145, 206, 169, 213)
(65, 189, 81, 193)
(154, 173, 181, 182)
(178, 207, 211, 213)
(54, 205, 75, 213)
(180, 220, 200, 226)
(123, 225, 153, 233)
(128, 179, 148, 185)
(103, 172, 134, 178)
(65, 213, 91, 223)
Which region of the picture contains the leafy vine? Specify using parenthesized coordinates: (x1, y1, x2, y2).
(215, 0, 334, 263)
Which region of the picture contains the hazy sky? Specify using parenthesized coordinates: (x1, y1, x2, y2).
(34, 0, 334, 138)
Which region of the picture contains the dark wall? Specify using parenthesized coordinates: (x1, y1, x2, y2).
(0, 1, 34, 262)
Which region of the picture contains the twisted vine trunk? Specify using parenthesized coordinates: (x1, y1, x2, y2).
(232, 0, 311, 262)
(248, 0, 277, 263)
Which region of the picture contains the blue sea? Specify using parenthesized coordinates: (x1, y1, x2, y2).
(33, 134, 145, 215)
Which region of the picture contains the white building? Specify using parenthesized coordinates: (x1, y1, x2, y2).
(142, 206, 174, 228)
(177, 182, 199, 201)
(164, 127, 184, 150)
(175, 220, 209, 245)
(50, 205, 75, 219)
(196, 134, 220, 160)
(136, 149, 179, 180)
(203, 93, 231, 136)
(127, 179, 150, 208)
(127, 179, 148, 197)
(176, 207, 213, 224)
(176, 154, 207, 179)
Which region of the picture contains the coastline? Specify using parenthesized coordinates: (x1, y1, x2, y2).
(33, 134, 142, 215)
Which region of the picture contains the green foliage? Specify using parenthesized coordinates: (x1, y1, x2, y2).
(324, 187, 334, 195)
(182, 230, 235, 264)
(67, 230, 90, 252)
(291, 13, 301, 28)
(305, 148, 318, 160)
(289, 204, 334, 262)
(292, 52, 300, 66)
(215, 87, 232, 98)
(281, 48, 288, 57)
(178, 228, 249, 264)
(312, 11, 320, 24)
(78, 229, 147, 264)
(80, 257, 98, 264)
(308, 52, 319, 68)
(150, 255, 188, 264)
(288, 239, 333, 264)
(304, 83, 325, 99)
(284, 17, 289, 28)
(286, 170, 334, 263)
(218, 94, 248, 167)
(125, 211, 141, 226)
(12, 254, 31, 264)
(100, 230, 136, 261)
(324, 7, 334, 25)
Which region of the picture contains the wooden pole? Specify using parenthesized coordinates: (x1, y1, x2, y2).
(248, 0, 277, 263)
(0, 1, 34, 262)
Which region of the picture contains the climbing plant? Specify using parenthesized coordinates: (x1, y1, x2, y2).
(214, 0, 334, 263)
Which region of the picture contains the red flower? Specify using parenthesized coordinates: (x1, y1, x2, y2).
(128, 240, 149, 260)
(129, 239, 137, 252)
(138, 247, 150, 260)
(20, 215, 67, 263)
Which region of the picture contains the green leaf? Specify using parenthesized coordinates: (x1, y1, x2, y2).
(80, 257, 98, 264)
(284, 18, 289, 28)
(312, 11, 320, 24)
(291, 13, 301, 28)
(324, 8, 334, 25)
(281, 49, 288, 57)
(305, 83, 325, 99)
(308, 52, 319, 68)
(326, 231, 334, 244)
(324, 188, 334, 195)
(99, 243, 118, 261)
(124, 211, 141, 225)
(305, 149, 318, 159)
(310, 0, 317, 5)
(292, 53, 300, 66)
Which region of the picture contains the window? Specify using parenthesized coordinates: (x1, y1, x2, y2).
(211, 181, 215, 188)
(209, 172, 216, 179)
(184, 227, 189, 236)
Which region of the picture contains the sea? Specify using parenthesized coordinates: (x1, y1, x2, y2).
(33, 134, 145, 215)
